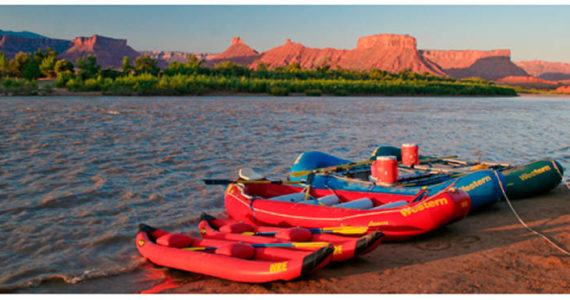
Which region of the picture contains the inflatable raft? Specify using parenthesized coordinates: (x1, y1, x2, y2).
(290, 150, 503, 211)
(136, 224, 334, 283)
(224, 181, 471, 241)
(369, 145, 565, 199)
(198, 213, 384, 262)
(289, 146, 564, 210)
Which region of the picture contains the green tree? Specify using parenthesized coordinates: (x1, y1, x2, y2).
(76, 55, 100, 79)
(134, 55, 159, 76)
(9, 52, 30, 77)
(23, 60, 41, 80)
(284, 62, 301, 72)
(54, 59, 74, 75)
(185, 54, 204, 68)
(33, 48, 57, 63)
(315, 57, 331, 73)
(256, 61, 269, 71)
(122, 56, 133, 76)
(39, 56, 56, 78)
(0, 51, 8, 77)
(214, 61, 249, 77)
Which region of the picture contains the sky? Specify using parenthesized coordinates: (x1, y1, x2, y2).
(0, 5, 569, 63)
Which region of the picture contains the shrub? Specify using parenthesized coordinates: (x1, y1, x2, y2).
(269, 86, 289, 96)
(305, 89, 322, 96)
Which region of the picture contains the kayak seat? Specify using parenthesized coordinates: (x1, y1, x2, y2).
(156, 233, 194, 248)
(334, 198, 374, 210)
(214, 243, 256, 259)
(371, 200, 409, 210)
(269, 192, 307, 202)
(219, 222, 255, 234)
(275, 228, 313, 242)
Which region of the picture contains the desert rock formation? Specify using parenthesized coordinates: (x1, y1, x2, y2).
(58, 35, 141, 67)
(0, 35, 71, 59)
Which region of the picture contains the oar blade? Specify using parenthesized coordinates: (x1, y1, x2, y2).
(320, 226, 369, 235)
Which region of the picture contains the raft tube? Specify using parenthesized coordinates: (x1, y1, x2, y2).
(290, 150, 505, 211)
(136, 224, 334, 283)
(198, 213, 385, 262)
(224, 181, 471, 242)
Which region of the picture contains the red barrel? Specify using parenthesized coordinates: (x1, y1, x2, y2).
(371, 156, 398, 184)
(402, 143, 419, 166)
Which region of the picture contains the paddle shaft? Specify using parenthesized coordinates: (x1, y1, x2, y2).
(203, 179, 306, 185)
(184, 241, 330, 251)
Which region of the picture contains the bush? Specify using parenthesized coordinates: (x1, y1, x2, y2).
(333, 89, 348, 96)
(305, 89, 322, 96)
(56, 71, 75, 88)
(269, 86, 289, 96)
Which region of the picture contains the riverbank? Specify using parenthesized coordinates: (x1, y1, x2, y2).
(161, 185, 570, 293)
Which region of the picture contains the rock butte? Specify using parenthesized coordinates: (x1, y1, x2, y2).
(58, 35, 142, 68)
(2, 31, 570, 82)
(217, 34, 529, 80)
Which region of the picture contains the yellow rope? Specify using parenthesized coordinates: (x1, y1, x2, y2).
(493, 170, 569, 256)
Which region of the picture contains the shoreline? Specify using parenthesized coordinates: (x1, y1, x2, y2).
(1, 88, 569, 98)
(157, 185, 569, 293)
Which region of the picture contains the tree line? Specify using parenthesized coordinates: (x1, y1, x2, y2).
(0, 49, 517, 97)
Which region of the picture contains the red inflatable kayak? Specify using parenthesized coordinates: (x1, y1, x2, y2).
(224, 182, 471, 241)
(198, 213, 384, 262)
(136, 224, 334, 283)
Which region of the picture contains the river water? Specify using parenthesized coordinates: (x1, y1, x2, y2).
(1, 95, 569, 293)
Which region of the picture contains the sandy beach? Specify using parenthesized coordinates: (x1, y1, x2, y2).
(162, 184, 569, 294)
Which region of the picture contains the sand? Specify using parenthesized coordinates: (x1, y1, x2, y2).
(159, 184, 570, 294)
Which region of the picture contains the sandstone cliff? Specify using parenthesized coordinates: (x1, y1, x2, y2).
(419, 49, 528, 80)
(209, 34, 528, 80)
(515, 60, 570, 80)
(206, 37, 261, 67)
(58, 34, 141, 68)
(338, 34, 446, 75)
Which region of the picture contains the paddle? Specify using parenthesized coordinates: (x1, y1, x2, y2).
(290, 155, 459, 177)
(242, 226, 369, 237)
(183, 241, 331, 251)
(441, 158, 512, 168)
(203, 179, 306, 185)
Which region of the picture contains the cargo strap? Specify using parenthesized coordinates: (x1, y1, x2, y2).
(249, 196, 258, 223)
(493, 170, 569, 256)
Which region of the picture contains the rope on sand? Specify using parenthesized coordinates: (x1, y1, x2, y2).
(551, 159, 570, 191)
(493, 170, 570, 256)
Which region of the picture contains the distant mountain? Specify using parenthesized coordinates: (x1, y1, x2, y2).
(210, 34, 527, 80)
(515, 60, 570, 80)
(58, 34, 141, 68)
(420, 49, 528, 80)
(0, 35, 72, 59)
(0, 29, 47, 39)
(140, 51, 217, 66)
(2, 29, 569, 82)
(206, 37, 261, 67)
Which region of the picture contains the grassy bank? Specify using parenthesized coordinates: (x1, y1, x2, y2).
(57, 73, 517, 97)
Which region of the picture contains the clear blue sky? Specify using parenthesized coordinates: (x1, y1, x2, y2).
(0, 5, 569, 63)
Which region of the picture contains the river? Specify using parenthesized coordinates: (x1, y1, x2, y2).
(0, 95, 568, 293)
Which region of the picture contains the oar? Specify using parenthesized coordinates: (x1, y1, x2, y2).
(183, 241, 331, 251)
(203, 179, 306, 185)
(290, 156, 459, 177)
(242, 226, 369, 237)
(399, 164, 466, 174)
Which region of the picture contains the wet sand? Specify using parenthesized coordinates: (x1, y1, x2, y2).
(164, 185, 570, 293)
